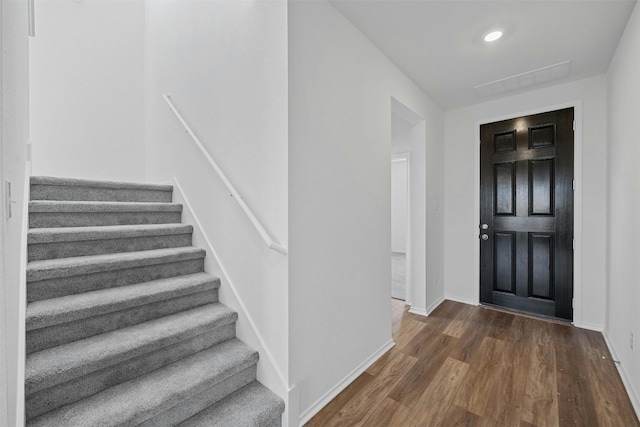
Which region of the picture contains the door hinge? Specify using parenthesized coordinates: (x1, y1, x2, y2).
(573, 120, 575, 131)
(572, 179, 575, 190)
(572, 298, 575, 309)
(572, 239, 575, 250)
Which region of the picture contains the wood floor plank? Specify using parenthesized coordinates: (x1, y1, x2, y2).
(400, 319, 447, 359)
(454, 336, 506, 416)
(404, 357, 470, 426)
(429, 299, 462, 320)
(477, 336, 530, 427)
(304, 372, 375, 427)
(365, 347, 400, 377)
(325, 351, 417, 426)
(387, 333, 458, 408)
(393, 318, 428, 351)
(486, 308, 515, 341)
(556, 370, 599, 426)
(442, 303, 476, 338)
(579, 331, 640, 426)
(521, 343, 559, 427)
(443, 404, 482, 426)
(447, 309, 495, 363)
(305, 300, 640, 427)
(359, 397, 411, 427)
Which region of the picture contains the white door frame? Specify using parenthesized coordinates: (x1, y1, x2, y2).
(0, 18, 8, 427)
(392, 152, 411, 304)
(473, 100, 584, 326)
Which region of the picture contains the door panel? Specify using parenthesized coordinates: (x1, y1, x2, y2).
(480, 108, 574, 320)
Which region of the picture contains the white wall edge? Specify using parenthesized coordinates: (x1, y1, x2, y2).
(473, 100, 584, 325)
(298, 339, 395, 426)
(14, 159, 30, 427)
(602, 331, 640, 420)
(171, 177, 293, 423)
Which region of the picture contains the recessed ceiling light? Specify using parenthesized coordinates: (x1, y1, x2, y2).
(484, 30, 503, 43)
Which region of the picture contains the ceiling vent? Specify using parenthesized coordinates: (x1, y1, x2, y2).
(474, 60, 571, 98)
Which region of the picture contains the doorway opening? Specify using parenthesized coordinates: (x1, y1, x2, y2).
(390, 97, 425, 314)
(392, 153, 409, 301)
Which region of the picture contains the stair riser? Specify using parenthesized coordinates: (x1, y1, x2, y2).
(29, 211, 182, 228)
(27, 259, 205, 302)
(28, 233, 193, 261)
(30, 184, 172, 203)
(139, 366, 257, 427)
(26, 324, 237, 420)
(27, 290, 218, 354)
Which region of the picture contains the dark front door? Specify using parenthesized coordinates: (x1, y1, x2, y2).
(480, 108, 574, 320)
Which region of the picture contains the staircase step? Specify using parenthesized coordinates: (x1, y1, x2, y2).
(26, 272, 220, 353)
(26, 311, 237, 419)
(179, 381, 284, 427)
(27, 247, 205, 302)
(30, 176, 173, 203)
(27, 339, 258, 427)
(29, 201, 183, 228)
(28, 224, 193, 260)
(24, 176, 281, 425)
(26, 303, 237, 395)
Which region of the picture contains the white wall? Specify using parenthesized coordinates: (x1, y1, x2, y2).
(144, 0, 290, 418)
(606, 1, 640, 414)
(444, 74, 608, 329)
(29, 0, 145, 182)
(288, 1, 445, 422)
(1, 0, 30, 424)
(391, 158, 408, 253)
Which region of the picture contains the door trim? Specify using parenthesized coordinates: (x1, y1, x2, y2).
(392, 152, 411, 306)
(473, 100, 584, 327)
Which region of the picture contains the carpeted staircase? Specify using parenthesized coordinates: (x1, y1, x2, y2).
(25, 176, 284, 426)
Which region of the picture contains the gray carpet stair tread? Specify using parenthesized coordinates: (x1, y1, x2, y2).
(31, 176, 174, 192)
(26, 272, 219, 331)
(27, 247, 205, 282)
(26, 303, 237, 394)
(179, 381, 284, 427)
(28, 223, 193, 244)
(27, 339, 258, 427)
(29, 200, 182, 213)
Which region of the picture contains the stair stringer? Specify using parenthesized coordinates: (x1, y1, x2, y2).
(13, 156, 32, 427)
(171, 177, 296, 426)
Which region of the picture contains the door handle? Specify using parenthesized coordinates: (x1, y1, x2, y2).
(481, 224, 488, 230)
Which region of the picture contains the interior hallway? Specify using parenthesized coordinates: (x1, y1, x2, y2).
(306, 299, 640, 426)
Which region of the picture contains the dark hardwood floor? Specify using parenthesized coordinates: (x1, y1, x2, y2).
(306, 299, 640, 426)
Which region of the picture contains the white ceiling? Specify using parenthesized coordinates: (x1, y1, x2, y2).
(329, 0, 637, 109)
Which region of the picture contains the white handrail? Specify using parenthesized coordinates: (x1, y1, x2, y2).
(162, 94, 287, 255)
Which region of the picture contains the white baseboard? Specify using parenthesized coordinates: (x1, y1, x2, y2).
(408, 306, 428, 317)
(171, 178, 292, 423)
(602, 331, 640, 420)
(444, 295, 479, 307)
(298, 339, 395, 426)
(426, 296, 446, 315)
(577, 322, 604, 332)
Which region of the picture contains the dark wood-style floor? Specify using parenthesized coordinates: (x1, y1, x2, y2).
(306, 299, 640, 426)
